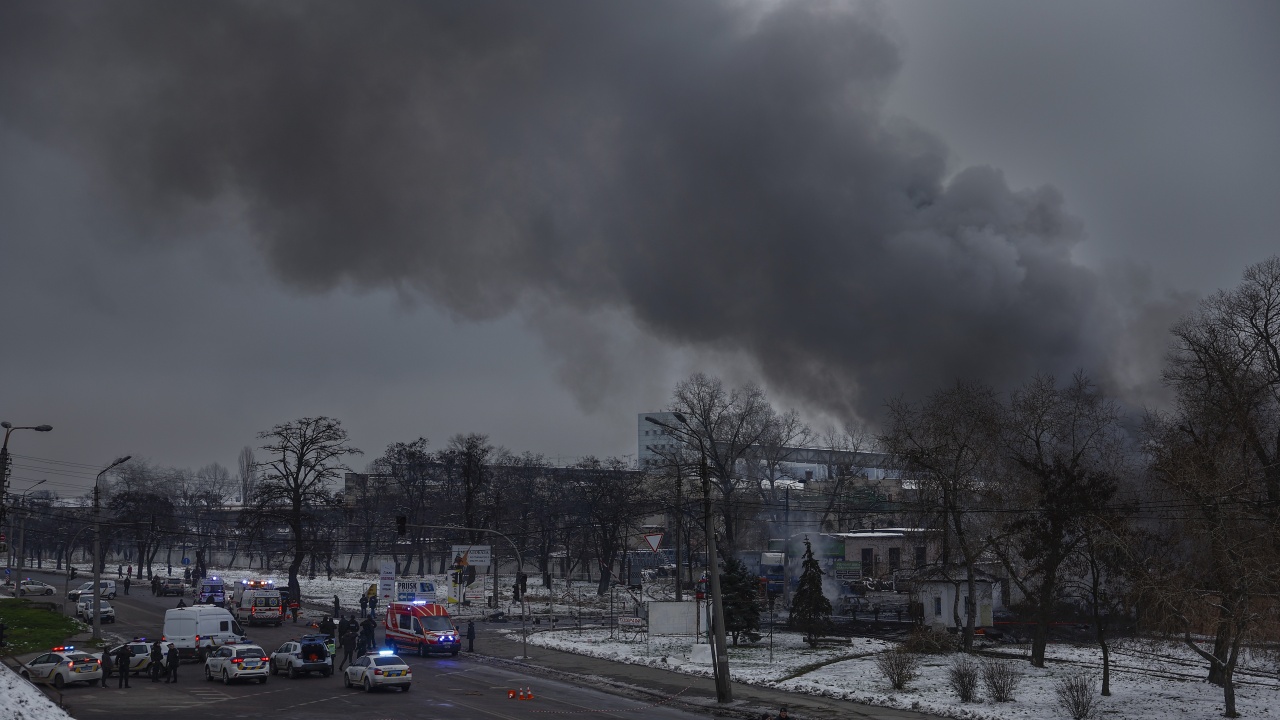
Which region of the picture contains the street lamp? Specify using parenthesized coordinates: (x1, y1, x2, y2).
(645, 414, 732, 703)
(92, 455, 131, 641)
(14, 478, 47, 573)
(1, 422, 53, 531)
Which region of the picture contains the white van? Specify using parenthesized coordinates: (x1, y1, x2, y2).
(163, 606, 247, 660)
(66, 580, 116, 601)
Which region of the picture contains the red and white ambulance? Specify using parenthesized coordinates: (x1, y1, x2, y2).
(384, 602, 461, 657)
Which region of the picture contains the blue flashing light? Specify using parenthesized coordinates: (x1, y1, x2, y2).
(410, 599, 427, 605)
(377, 649, 394, 656)
(52, 646, 74, 652)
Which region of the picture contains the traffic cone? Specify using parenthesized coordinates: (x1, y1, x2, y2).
(518, 688, 527, 700)
(527, 687, 535, 700)
(508, 689, 516, 699)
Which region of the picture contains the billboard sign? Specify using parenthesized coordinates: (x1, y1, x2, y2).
(450, 544, 492, 567)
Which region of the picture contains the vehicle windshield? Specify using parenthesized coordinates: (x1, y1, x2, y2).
(421, 616, 453, 631)
(236, 647, 265, 657)
(373, 657, 404, 666)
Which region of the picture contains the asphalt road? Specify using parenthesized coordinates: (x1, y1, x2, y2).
(9, 568, 711, 720)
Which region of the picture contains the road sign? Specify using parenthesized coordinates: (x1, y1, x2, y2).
(833, 560, 861, 580)
(644, 533, 663, 552)
(181, 557, 191, 565)
(379, 561, 396, 602)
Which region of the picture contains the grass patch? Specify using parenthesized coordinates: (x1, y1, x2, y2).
(0, 598, 86, 654)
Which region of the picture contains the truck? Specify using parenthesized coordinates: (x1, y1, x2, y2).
(231, 579, 283, 626)
(383, 601, 461, 657)
(162, 606, 246, 660)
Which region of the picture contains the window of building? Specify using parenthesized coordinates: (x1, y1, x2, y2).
(934, 597, 942, 616)
(914, 546, 927, 569)
(861, 548, 873, 571)
(888, 547, 901, 570)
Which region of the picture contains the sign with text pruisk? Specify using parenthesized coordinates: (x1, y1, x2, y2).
(450, 545, 492, 567)
(379, 561, 396, 602)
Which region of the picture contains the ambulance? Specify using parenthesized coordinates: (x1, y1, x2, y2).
(231, 579, 283, 626)
(383, 601, 461, 657)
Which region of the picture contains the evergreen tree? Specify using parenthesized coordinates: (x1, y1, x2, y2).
(720, 557, 762, 645)
(790, 538, 832, 647)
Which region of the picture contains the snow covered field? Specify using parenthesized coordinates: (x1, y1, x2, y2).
(0, 664, 73, 720)
(508, 625, 1280, 719)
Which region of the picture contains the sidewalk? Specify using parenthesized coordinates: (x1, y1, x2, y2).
(469, 626, 943, 720)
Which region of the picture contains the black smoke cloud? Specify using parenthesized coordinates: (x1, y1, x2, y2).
(0, 0, 1144, 419)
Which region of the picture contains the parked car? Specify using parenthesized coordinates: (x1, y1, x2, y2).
(18, 579, 56, 596)
(76, 598, 117, 623)
(270, 637, 332, 678)
(20, 646, 102, 689)
(159, 578, 187, 597)
(67, 580, 116, 601)
(342, 650, 411, 692)
(100, 639, 173, 676)
(204, 644, 270, 685)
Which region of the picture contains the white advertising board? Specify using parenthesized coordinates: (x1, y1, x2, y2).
(394, 579, 437, 603)
(379, 561, 396, 602)
(450, 544, 492, 567)
(647, 600, 698, 636)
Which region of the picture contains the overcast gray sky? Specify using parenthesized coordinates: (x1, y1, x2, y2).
(2, 1, 1277, 497)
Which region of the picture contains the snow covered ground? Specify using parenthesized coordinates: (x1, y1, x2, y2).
(0, 664, 73, 720)
(507, 624, 1280, 719)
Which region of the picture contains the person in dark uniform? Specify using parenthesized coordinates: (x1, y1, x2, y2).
(100, 646, 114, 688)
(466, 620, 476, 652)
(123, 576, 131, 595)
(338, 628, 356, 670)
(333, 595, 341, 618)
(360, 615, 376, 648)
(164, 644, 179, 683)
(359, 595, 368, 618)
(116, 644, 131, 688)
(368, 595, 379, 619)
(150, 641, 164, 682)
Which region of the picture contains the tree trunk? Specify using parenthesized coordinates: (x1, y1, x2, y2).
(1207, 623, 1231, 686)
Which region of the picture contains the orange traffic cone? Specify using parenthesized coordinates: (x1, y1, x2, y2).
(527, 687, 535, 700)
(518, 688, 527, 700)
(508, 689, 517, 699)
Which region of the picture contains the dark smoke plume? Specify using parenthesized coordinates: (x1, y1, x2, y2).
(0, 1, 1154, 418)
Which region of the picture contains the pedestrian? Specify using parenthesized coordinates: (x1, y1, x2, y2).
(150, 641, 163, 682)
(116, 644, 131, 688)
(100, 646, 114, 688)
(466, 620, 476, 653)
(124, 576, 131, 595)
(339, 629, 356, 670)
(117, 565, 123, 579)
(776, 707, 789, 720)
(361, 615, 376, 648)
(176, 597, 187, 608)
(164, 644, 179, 684)
(368, 595, 378, 619)
(359, 594, 368, 618)
(333, 594, 341, 619)
(290, 597, 301, 623)
(151, 576, 160, 596)
(127, 565, 132, 579)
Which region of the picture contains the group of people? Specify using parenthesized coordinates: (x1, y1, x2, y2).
(99, 640, 179, 689)
(331, 593, 380, 621)
(327, 613, 378, 670)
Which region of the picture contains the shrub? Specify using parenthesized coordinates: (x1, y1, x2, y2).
(980, 658, 1022, 702)
(947, 656, 980, 702)
(1054, 673, 1097, 720)
(875, 648, 921, 691)
(902, 628, 956, 654)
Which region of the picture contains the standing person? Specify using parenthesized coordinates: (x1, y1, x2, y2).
(289, 596, 301, 623)
(466, 621, 476, 653)
(359, 594, 368, 618)
(775, 708, 789, 720)
(117, 565, 123, 579)
(100, 646, 114, 688)
(150, 641, 163, 682)
(368, 595, 378, 620)
(338, 628, 356, 670)
(115, 644, 131, 688)
(164, 644, 179, 684)
(333, 595, 341, 619)
(360, 615, 376, 649)
(123, 576, 131, 595)
(127, 565, 132, 579)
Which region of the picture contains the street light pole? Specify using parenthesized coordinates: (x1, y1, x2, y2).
(1, 421, 53, 537)
(646, 414, 732, 703)
(92, 456, 131, 641)
(15, 479, 46, 574)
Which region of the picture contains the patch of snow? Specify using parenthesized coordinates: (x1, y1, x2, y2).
(0, 664, 74, 720)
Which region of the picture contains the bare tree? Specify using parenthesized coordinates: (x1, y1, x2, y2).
(572, 456, 651, 595)
(883, 381, 1002, 652)
(251, 417, 362, 603)
(238, 446, 258, 504)
(988, 373, 1126, 668)
(668, 373, 778, 556)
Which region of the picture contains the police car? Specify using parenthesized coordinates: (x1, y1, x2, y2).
(269, 636, 332, 678)
(204, 644, 270, 684)
(102, 639, 170, 676)
(17, 578, 56, 595)
(20, 646, 102, 689)
(75, 598, 116, 623)
(342, 650, 411, 692)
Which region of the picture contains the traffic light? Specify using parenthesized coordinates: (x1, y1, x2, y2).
(463, 565, 476, 586)
(518, 572, 528, 594)
(395, 516, 407, 536)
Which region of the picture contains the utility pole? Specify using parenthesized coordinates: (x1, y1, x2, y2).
(673, 461, 682, 601)
(92, 456, 131, 641)
(700, 451, 733, 702)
